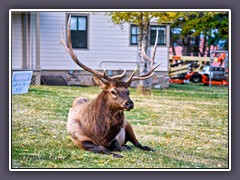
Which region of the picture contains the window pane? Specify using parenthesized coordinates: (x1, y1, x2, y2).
(131, 26, 137, 34)
(159, 29, 165, 35)
(152, 26, 165, 31)
(150, 30, 156, 44)
(78, 31, 87, 48)
(70, 17, 77, 30)
(151, 26, 156, 31)
(159, 36, 165, 44)
(78, 17, 86, 30)
(151, 26, 165, 33)
(131, 35, 137, 44)
(71, 31, 87, 48)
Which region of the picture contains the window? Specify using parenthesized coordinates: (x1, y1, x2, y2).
(69, 15, 88, 49)
(150, 25, 166, 45)
(130, 25, 139, 45)
(130, 24, 167, 46)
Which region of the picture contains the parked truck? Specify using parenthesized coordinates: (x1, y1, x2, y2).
(169, 51, 228, 86)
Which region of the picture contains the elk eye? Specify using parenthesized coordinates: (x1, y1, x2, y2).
(111, 90, 117, 96)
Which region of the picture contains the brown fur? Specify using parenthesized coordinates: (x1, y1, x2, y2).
(67, 76, 153, 157)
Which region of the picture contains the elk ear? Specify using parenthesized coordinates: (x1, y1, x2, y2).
(92, 76, 108, 89)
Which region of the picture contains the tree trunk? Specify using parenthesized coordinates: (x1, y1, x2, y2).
(182, 36, 191, 56)
(192, 36, 200, 57)
(207, 44, 211, 57)
(138, 16, 151, 92)
(170, 38, 177, 55)
(170, 30, 177, 55)
(200, 32, 207, 57)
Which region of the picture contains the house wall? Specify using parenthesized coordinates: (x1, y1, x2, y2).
(11, 12, 37, 70)
(11, 13, 23, 69)
(39, 12, 169, 71)
(11, 11, 170, 88)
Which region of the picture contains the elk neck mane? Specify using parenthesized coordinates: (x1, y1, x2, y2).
(82, 89, 124, 145)
(90, 89, 125, 118)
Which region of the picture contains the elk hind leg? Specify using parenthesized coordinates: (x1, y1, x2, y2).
(70, 133, 123, 158)
(82, 141, 123, 158)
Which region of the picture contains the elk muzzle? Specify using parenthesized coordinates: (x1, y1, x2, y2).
(125, 99, 134, 111)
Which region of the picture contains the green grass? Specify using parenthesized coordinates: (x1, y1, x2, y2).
(11, 84, 229, 169)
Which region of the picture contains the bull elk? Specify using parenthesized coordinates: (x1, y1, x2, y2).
(60, 16, 161, 158)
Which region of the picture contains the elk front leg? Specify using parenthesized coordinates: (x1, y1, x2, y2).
(82, 141, 123, 158)
(124, 120, 154, 152)
(108, 139, 132, 152)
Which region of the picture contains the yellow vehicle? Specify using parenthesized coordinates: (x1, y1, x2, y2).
(168, 54, 226, 84)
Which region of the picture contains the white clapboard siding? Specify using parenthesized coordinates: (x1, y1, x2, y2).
(11, 12, 37, 70)
(12, 12, 169, 72)
(11, 14, 23, 69)
(39, 12, 168, 71)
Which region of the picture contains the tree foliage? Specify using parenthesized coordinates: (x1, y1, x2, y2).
(108, 12, 178, 25)
(171, 12, 229, 56)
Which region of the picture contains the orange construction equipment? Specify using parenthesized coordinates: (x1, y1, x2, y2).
(201, 52, 228, 86)
(169, 52, 229, 86)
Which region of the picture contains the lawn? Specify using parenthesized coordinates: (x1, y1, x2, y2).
(11, 84, 229, 169)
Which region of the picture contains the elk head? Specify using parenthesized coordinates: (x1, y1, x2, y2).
(92, 76, 134, 111)
(60, 16, 161, 111)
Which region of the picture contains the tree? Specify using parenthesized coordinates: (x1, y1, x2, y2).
(107, 12, 178, 91)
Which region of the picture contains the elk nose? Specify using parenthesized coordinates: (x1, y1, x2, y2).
(126, 100, 134, 109)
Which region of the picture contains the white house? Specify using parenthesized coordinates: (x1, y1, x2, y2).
(11, 11, 170, 88)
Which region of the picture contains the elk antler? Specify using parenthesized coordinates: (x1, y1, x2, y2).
(60, 15, 126, 81)
(125, 30, 161, 84)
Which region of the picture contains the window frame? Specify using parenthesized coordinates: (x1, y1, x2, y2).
(130, 24, 167, 46)
(67, 14, 88, 49)
(150, 25, 167, 46)
(130, 24, 139, 45)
